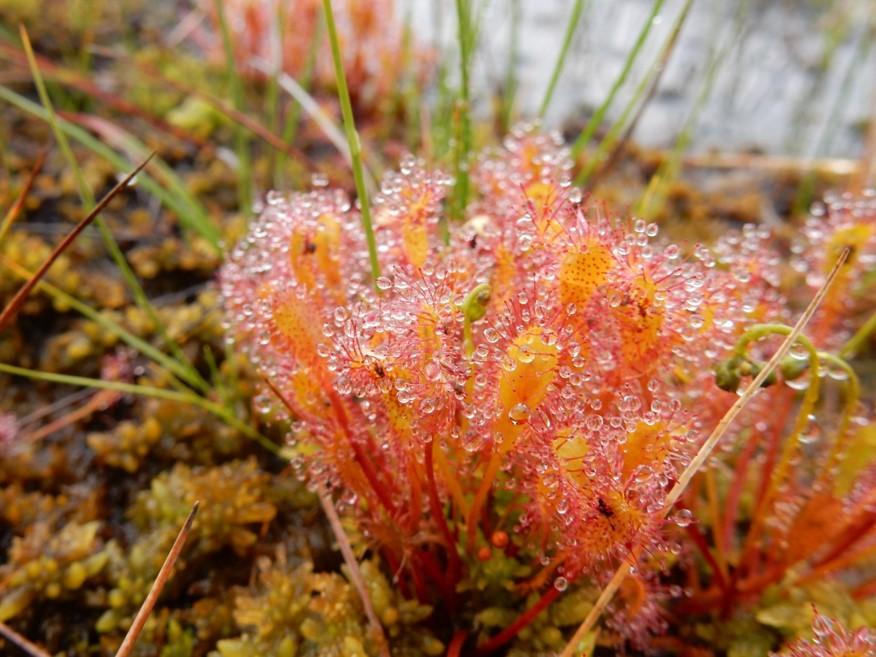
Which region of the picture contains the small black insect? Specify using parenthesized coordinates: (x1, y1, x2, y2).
(303, 241, 317, 254)
(374, 363, 386, 378)
(597, 497, 614, 518)
(468, 235, 478, 249)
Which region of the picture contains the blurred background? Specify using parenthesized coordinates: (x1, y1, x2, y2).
(415, 0, 875, 157)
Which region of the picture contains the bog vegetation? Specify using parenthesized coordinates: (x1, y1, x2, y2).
(0, 1, 875, 657)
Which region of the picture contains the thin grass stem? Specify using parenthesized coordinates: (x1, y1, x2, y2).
(0, 86, 220, 247)
(538, 0, 586, 119)
(322, 0, 380, 283)
(0, 80, 212, 390)
(635, 2, 745, 218)
(1, 256, 207, 393)
(0, 622, 53, 657)
(500, 0, 522, 133)
(0, 147, 46, 245)
(275, 0, 321, 185)
(570, 0, 666, 159)
(451, 0, 474, 220)
(575, 0, 692, 187)
(11, 40, 212, 387)
(317, 486, 390, 657)
(114, 502, 199, 657)
(213, 0, 253, 214)
(0, 362, 280, 455)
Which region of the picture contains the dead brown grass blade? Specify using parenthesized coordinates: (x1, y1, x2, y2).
(317, 486, 390, 657)
(0, 147, 48, 245)
(0, 152, 153, 332)
(22, 389, 121, 442)
(114, 501, 199, 657)
(0, 622, 53, 657)
(558, 247, 851, 657)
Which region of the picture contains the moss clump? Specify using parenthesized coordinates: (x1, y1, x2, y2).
(215, 557, 442, 657)
(0, 520, 110, 621)
(130, 458, 277, 554)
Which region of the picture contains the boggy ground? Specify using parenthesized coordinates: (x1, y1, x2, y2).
(1, 2, 873, 657)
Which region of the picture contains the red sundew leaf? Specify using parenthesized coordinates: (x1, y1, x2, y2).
(558, 246, 851, 657)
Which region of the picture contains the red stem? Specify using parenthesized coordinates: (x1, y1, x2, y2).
(475, 586, 562, 655)
(722, 423, 758, 549)
(325, 388, 399, 516)
(683, 522, 728, 591)
(447, 630, 469, 657)
(425, 439, 461, 609)
(811, 508, 876, 570)
(853, 577, 876, 600)
(418, 549, 456, 606)
(407, 554, 429, 602)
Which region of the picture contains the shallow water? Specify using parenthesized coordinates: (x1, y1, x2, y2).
(411, 0, 875, 158)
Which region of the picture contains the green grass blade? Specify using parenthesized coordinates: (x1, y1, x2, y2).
(213, 0, 254, 215)
(500, 0, 522, 133)
(1, 256, 208, 393)
(265, 0, 284, 184)
(19, 26, 93, 207)
(322, 0, 380, 283)
(0, 85, 221, 248)
(15, 32, 211, 391)
(451, 0, 474, 219)
(275, 1, 322, 186)
(539, 0, 587, 119)
(0, 362, 280, 455)
(636, 2, 748, 219)
(570, 0, 666, 159)
(792, 20, 873, 216)
(575, 0, 692, 187)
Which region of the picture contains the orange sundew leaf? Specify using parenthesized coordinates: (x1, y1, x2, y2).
(581, 490, 647, 560)
(618, 572, 649, 618)
(400, 220, 430, 269)
(558, 247, 850, 657)
(286, 367, 331, 418)
(553, 428, 590, 488)
(272, 293, 324, 365)
(397, 188, 436, 268)
(621, 421, 675, 480)
(613, 275, 665, 369)
(559, 241, 614, 312)
(495, 326, 559, 452)
(373, 168, 445, 269)
(487, 243, 518, 309)
(0, 153, 153, 332)
(288, 212, 345, 300)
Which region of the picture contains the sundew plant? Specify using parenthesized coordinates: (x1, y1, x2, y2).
(2, 0, 876, 656)
(221, 122, 876, 654)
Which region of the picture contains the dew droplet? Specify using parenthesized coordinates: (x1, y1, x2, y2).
(508, 403, 532, 425)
